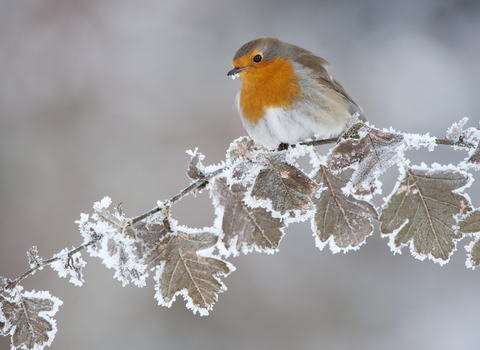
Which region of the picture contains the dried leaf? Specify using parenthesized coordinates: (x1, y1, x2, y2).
(143, 229, 231, 315)
(327, 125, 404, 188)
(211, 177, 285, 254)
(79, 199, 148, 287)
(0, 277, 6, 291)
(26, 246, 41, 268)
(50, 249, 86, 286)
(311, 167, 378, 252)
(458, 209, 480, 234)
(132, 220, 169, 263)
(445, 117, 469, 141)
(227, 136, 259, 164)
(380, 165, 472, 264)
(468, 143, 480, 164)
(186, 149, 205, 181)
(251, 154, 319, 218)
(1, 290, 62, 350)
(466, 235, 480, 269)
(461, 210, 480, 268)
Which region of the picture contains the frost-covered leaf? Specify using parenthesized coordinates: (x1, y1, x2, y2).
(250, 153, 319, 220)
(468, 143, 480, 165)
(380, 165, 472, 264)
(211, 177, 285, 255)
(311, 167, 378, 252)
(227, 136, 259, 164)
(446, 117, 469, 141)
(144, 229, 231, 315)
(458, 209, 480, 234)
(26, 246, 41, 269)
(466, 238, 480, 269)
(50, 249, 86, 286)
(327, 125, 404, 189)
(1, 289, 62, 350)
(130, 220, 169, 266)
(0, 277, 7, 291)
(186, 148, 205, 181)
(465, 241, 480, 270)
(460, 210, 480, 269)
(77, 197, 147, 287)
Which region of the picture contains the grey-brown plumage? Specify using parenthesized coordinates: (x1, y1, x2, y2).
(232, 37, 366, 121)
(229, 37, 366, 149)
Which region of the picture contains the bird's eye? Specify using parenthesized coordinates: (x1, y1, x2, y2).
(253, 54, 262, 63)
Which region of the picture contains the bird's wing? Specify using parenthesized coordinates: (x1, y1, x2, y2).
(293, 51, 366, 121)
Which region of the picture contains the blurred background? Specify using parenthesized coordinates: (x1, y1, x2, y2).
(1, 0, 480, 349)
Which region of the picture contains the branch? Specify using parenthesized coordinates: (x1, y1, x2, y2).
(300, 137, 338, 147)
(1, 167, 227, 294)
(300, 122, 477, 149)
(435, 138, 477, 148)
(131, 167, 225, 224)
(1, 236, 101, 294)
(1, 129, 476, 295)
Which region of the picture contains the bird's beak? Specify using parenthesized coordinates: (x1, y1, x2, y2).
(227, 66, 245, 77)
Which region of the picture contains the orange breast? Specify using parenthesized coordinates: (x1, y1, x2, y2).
(238, 57, 301, 124)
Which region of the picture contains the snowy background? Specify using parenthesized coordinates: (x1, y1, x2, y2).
(1, 0, 480, 349)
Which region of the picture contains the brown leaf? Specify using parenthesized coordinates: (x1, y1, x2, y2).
(311, 166, 378, 251)
(1, 291, 61, 350)
(227, 136, 259, 164)
(144, 229, 231, 315)
(458, 209, 480, 234)
(466, 235, 480, 269)
(186, 150, 204, 181)
(0, 276, 7, 290)
(468, 143, 480, 164)
(460, 210, 480, 268)
(380, 166, 472, 264)
(327, 125, 404, 188)
(211, 177, 285, 254)
(132, 220, 169, 264)
(251, 154, 319, 218)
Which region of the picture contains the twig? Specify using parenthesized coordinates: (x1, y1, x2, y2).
(131, 167, 225, 224)
(1, 237, 101, 294)
(300, 137, 338, 147)
(435, 138, 476, 148)
(1, 167, 227, 294)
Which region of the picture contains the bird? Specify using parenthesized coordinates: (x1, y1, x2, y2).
(227, 37, 366, 150)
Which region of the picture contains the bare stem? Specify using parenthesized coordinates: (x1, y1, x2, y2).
(131, 167, 225, 224)
(1, 237, 101, 294)
(435, 138, 476, 148)
(1, 167, 226, 294)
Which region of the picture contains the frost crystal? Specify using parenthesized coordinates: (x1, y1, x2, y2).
(50, 248, 86, 287)
(1, 288, 63, 350)
(380, 164, 472, 265)
(446, 117, 469, 141)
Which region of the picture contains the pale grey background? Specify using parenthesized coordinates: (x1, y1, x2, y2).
(1, 1, 480, 349)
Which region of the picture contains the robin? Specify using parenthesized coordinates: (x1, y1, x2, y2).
(227, 37, 366, 150)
